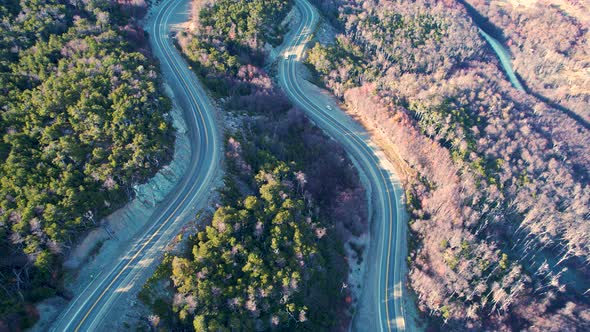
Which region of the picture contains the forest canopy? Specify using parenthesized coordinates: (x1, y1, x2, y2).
(0, 0, 172, 329)
(170, 161, 344, 331)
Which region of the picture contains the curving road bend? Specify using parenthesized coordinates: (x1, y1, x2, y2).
(49, 0, 220, 330)
(278, 0, 409, 331)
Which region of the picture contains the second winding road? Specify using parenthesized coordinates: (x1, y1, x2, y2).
(278, 0, 409, 331)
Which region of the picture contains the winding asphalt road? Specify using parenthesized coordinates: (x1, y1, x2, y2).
(278, 0, 408, 331)
(49, 0, 220, 330)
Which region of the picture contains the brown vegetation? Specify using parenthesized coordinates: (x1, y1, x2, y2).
(466, 0, 590, 124)
(309, 0, 590, 329)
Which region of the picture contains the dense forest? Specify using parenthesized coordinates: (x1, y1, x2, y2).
(140, 0, 367, 330)
(308, 0, 590, 330)
(464, 0, 590, 125)
(0, 0, 172, 329)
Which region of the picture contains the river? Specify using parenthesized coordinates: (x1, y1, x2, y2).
(478, 29, 524, 91)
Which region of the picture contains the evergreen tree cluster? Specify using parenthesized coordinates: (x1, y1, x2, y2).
(172, 163, 337, 331)
(0, 0, 172, 328)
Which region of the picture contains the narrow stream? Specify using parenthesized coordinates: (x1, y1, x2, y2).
(474, 12, 590, 130)
(478, 28, 524, 91)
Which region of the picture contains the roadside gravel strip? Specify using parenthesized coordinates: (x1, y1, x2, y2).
(48, 0, 221, 330)
(278, 0, 413, 331)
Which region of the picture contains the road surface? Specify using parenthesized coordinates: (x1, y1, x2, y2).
(278, 0, 409, 331)
(49, 0, 220, 330)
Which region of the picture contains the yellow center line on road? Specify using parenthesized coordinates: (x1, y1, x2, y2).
(282, 1, 405, 331)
